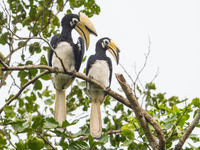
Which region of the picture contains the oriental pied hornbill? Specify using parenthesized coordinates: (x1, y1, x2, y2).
(86, 37, 120, 138)
(48, 13, 97, 126)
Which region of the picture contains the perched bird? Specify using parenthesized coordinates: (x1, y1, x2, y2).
(86, 37, 120, 138)
(48, 13, 97, 126)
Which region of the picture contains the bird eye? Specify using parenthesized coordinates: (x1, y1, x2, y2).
(72, 18, 78, 25)
(102, 39, 109, 48)
(104, 39, 109, 45)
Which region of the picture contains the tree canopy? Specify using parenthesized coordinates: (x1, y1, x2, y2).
(0, 0, 200, 150)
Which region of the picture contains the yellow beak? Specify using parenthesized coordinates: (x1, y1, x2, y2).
(107, 40, 120, 64)
(75, 12, 97, 50)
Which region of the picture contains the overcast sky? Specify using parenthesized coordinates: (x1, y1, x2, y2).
(82, 0, 200, 99)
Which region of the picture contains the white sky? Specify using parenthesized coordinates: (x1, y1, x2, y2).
(84, 0, 200, 99)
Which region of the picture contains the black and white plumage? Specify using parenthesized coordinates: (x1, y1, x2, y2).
(48, 13, 97, 126)
(86, 37, 120, 138)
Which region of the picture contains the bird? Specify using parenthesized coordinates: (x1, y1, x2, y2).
(86, 37, 120, 138)
(48, 13, 97, 126)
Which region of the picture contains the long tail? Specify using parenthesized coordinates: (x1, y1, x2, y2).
(90, 101, 102, 138)
(55, 90, 66, 126)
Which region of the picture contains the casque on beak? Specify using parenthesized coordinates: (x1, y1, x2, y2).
(107, 40, 120, 64)
(75, 12, 97, 50)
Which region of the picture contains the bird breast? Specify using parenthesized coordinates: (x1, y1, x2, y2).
(51, 42, 75, 90)
(88, 60, 110, 87)
(52, 42, 75, 71)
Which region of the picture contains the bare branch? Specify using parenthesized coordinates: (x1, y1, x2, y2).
(119, 63, 135, 87)
(134, 37, 151, 93)
(175, 107, 200, 150)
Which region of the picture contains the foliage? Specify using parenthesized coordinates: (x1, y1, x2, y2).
(0, 0, 200, 149)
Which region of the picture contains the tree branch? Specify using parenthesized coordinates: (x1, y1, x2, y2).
(115, 74, 159, 150)
(1, 64, 166, 150)
(175, 107, 200, 150)
(0, 58, 9, 68)
(143, 110, 166, 150)
(0, 70, 49, 114)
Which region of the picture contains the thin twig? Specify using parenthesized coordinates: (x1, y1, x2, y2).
(0, 58, 9, 68)
(10, 73, 20, 89)
(38, 134, 56, 150)
(119, 63, 135, 87)
(134, 36, 151, 93)
(3, 25, 67, 73)
(0, 70, 49, 114)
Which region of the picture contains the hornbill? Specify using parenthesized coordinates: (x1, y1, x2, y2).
(48, 13, 97, 126)
(86, 37, 120, 138)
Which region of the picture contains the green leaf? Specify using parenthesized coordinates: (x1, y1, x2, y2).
(44, 99, 54, 105)
(98, 134, 108, 144)
(172, 105, 180, 114)
(4, 105, 16, 118)
(29, 6, 36, 19)
(40, 55, 47, 65)
(42, 87, 51, 97)
(16, 140, 28, 150)
(40, 74, 50, 80)
(121, 140, 132, 146)
(104, 95, 110, 106)
(29, 42, 41, 55)
(44, 117, 58, 129)
(121, 124, 135, 140)
(0, 32, 9, 45)
(13, 121, 29, 133)
(29, 68, 38, 77)
(192, 98, 200, 107)
(28, 137, 44, 150)
(72, 128, 89, 138)
(0, 132, 7, 149)
(68, 141, 89, 150)
(32, 115, 44, 129)
(33, 80, 42, 90)
(67, 9, 72, 14)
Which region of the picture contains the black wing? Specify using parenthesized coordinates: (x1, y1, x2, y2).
(74, 37, 85, 71)
(48, 35, 58, 66)
(86, 55, 96, 76)
(106, 57, 113, 87)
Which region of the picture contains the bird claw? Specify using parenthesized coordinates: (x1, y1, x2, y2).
(70, 69, 76, 75)
(106, 87, 111, 91)
(53, 66, 59, 72)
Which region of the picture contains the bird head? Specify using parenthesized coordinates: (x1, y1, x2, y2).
(97, 37, 120, 64)
(61, 13, 97, 50)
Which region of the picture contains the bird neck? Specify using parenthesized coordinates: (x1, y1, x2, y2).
(96, 48, 106, 57)
(59, 27, 73, 43)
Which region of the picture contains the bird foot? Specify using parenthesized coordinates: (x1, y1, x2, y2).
(53, 66, 59, 72)
(106, 87, 111, 91)
(89, 75, 93, 79)
(71, 69, 76, 74)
